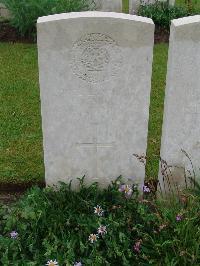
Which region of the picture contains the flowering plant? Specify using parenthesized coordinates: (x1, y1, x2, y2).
(0, 177, 199, 265)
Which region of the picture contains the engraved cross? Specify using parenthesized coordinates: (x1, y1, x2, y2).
(76, 123, 115, 177)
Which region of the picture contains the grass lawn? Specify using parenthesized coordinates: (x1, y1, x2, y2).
(176, 0, 200, 12)
(0, 43, 44, 184)
(0, 42, 168, 185)
(146, 43, 168, 179)
(122, 0, 129, 13)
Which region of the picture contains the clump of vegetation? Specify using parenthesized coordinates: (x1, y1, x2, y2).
(138, 2, 189, 29)
(0, 0, 95, 36)
(0, 176, 200, 265)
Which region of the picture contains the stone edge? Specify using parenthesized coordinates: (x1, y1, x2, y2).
(172, 15, 200, 27)
(37, 11, 154, 25)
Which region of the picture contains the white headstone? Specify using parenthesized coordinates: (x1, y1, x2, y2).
(94, 0, 122, 12)
(160, 15, 200, 187)
(0, 3, 11, 18)
(169, 0, 175, 5)
(129, 0, 141, 14)
(37, 12, 154, 187)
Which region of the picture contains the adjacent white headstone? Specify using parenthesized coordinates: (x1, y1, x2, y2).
(129, 0, 141, 14)
(0, 3, 10, 18)
(37, 12, 154, 187)
(160, 16, 200, 187)
(169, 0, 175, 6)
(94, 0, 122, 12)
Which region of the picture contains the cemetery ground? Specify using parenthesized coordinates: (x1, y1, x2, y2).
(1, 5, 200, 264)
(1, 41, 200, 265)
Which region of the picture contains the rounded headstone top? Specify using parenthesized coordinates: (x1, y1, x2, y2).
(172, 15, 200, 27)
(37, 11, 154, 25)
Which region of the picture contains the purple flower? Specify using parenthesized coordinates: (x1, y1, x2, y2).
(133, 240, 142, 253)
(118, 184, 126, 192)
(10, 231, 18, 239)
(143, 185, 151, 193)
(97, 225, 107, 236)
(176, 214, 183, 221)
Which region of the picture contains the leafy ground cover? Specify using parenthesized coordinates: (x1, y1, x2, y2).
(138, 0, 200, 30)
(1, 0, 96, 36)
(0, 0, 129, 37)
(0, 178, 200, 265)
(0, 43, 168, 185)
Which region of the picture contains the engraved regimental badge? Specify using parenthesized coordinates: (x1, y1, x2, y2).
(71, 33, 122, 83)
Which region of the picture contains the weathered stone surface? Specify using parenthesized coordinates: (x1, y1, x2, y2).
(37, 12, 154, 187)
(0, 3, 11, 18)
(129, 0, 141, 14)
(160, 15, 200, 188)
(94, 0, 122, 12)
(169, 0, 175, 6)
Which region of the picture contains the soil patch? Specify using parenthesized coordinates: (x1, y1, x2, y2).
(0, 181, 45, 203)
(0, 21, 34, 43)
(0, 181, 46, 193)
(0, 192, 23, 204)
(154, 25, 169, 44)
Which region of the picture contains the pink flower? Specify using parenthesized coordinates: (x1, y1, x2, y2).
(176, 214, 183, 221)
(133, 240, 142, 253)
(158, 224, 167, 231)
(97, 225, 107, 236)
(119, 184, 126, 192)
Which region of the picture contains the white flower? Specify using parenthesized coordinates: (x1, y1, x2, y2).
(74, 262, 82, 266)
(119, 184, 133, 197)
(143, 185, 151, 193)
(88, 233, 98, 243)
(94, 205, 104, 216)
(46, 259, 59, 266)
(97, 225, 107, 236)
(124, 185, 133, 196)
